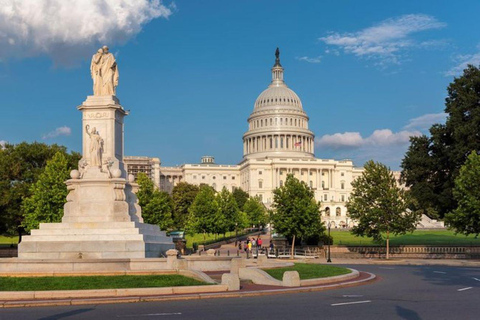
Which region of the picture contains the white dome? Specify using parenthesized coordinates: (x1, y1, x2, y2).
(254, 85, 303, 110)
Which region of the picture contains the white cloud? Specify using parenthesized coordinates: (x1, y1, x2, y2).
(42, 126, 71, 139)
(297, 56, 322, 64)
(403, 112, 447, 130)
(445, 53, 480, 76)
(0, 140, 7, 148)
(0, 0, 173, 66)
(316, 129, 420, 150)
(320, 14, 446, 65)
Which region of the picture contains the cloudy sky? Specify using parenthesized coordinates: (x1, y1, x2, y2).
(0, 0, 479, 169)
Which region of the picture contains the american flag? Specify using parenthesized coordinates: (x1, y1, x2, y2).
(294, 141, 302, 147)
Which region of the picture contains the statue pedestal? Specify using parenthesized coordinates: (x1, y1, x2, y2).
(18, 96, 174, 259)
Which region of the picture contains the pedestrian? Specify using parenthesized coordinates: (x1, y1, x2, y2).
(247, 241, 252, 253)
(243, 241, 247, 252)
(257, 237, 263, 248)
(238, 242, 242, 251)
(269, 242, 274, 253)
(252, 238, 256, 248)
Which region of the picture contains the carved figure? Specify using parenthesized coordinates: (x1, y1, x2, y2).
(85, 125, 103, 168)
(90, 46, 119, 96)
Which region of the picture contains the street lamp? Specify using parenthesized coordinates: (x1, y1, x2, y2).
(327, 221, 332, 263)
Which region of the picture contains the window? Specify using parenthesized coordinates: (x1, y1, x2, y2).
(258, 194, 263, 201)
(213, 176, 216, 180)
(223, 176, 227, 180)
(212, 183, 216, 190)
(259, 171, 262, 175)
(336, 207, 341, 216)
(341, 172, 345, 177)
(309, 181, 313, 188)
(324, 194, 327, 201)
(193, 175, 197, 179)
(232, 177, 235, 180)
(259, 180, 263, 188)
(310, 171, 313, 176)
(341, 195, 345, 202)
(280, 180, 283, 187)
(341, 182, 345, 189)
(325, 207, 330, 216)
(202, 176, 205, 180)
(280, 171, 283, 175)
(322, 172, 325, 176)
(321, 181, 325, 188)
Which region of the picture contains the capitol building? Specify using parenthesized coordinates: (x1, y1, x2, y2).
(126, 50, 364, 228)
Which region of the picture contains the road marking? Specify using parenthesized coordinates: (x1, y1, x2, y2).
(117, 313, 182, 317)
(433, 271, 446, 274)
(342, 294, 364, 298)
(473, 278, 480, 281)
(332, 300, 371, 306)
(458, 287, 473, 292)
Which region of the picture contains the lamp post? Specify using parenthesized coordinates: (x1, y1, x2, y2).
(327, 221, 332, 263)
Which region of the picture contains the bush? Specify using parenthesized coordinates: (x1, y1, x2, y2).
(319, 234, 333, 246)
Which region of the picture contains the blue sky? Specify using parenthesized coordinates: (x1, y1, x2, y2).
(1, 0, 480, 170)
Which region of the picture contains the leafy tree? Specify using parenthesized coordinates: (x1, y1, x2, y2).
(143, 191, 175, 231)
(172, 182, 199, 230)
(243, 196, 267, 228)
(136, 172, 155, 209)
(232, 187, 249, 210)
(271, 174, 324, 257)
(215, 187, 239, 236)
(0, 142, 80, 237)
(186, 185, 218, 242)
(402, 65, 480, 219)
(22, 152, 71, 231)
(348, 160, 420, 259)
(445, 152, 480, 237)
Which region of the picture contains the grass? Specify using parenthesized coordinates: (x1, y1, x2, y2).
(264, 263, 351, 281)
(0, 275, 209, 291)
(0, 236, 18, 245)
(331, 230, 480, 246)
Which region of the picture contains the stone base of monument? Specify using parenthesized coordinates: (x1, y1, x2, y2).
(17, 95, 175, 260)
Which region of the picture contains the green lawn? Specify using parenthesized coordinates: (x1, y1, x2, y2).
(264, 263, 351, 280)
(331, 230, 480, 246)
(0, 275, 209, 291)
(0, 236, 17, 245)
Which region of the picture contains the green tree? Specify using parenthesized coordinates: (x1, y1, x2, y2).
(348, 160, 420, 259)
(22, 152, 72, 231)
(143, 191, 175, 231)
(172, 182, 199, 230)
(215, 187, 239, 236)
(136, 172, 155, 209)
(186, 185, 218, 242)
(0, 142, 80, 237)
(271, 174, 324, 257)
(243, 196, 267, 228)
(232, 188, 249, 210)
(445, 152, 480, 237)
(402, 65, 480, 219)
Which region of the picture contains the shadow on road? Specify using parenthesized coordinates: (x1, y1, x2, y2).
(411, 266, 480, 287)
(396, 305, 422, 320)
(38, 308, 95, 320)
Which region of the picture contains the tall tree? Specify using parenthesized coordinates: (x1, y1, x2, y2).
(0, 142, 80, 236)
(348, 160, 420, 259)
(402, 65, 480, 219)
(171, 182, 199, 230)
(143, 190, 175, 231)
(22, 152, 71, 231)
(445, 152, 480, 237)
(243, 196, 267, 228)
(136, 172, 155, 209)
(232, 188, 249, 210)
(271, 174, 324, 257)
(215, 187, 239, 236)
(186, 185, 218, 242)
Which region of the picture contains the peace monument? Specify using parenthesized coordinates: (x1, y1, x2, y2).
(17, 47, 174, 259)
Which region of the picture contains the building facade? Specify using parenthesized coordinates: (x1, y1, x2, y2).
(127, 50, 366, 228)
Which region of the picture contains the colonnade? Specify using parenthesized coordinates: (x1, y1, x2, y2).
(243, 134, 314, 155)
(270, 167, 335, 190)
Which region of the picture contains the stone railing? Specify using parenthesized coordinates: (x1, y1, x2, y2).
(329, 245, 480, 259)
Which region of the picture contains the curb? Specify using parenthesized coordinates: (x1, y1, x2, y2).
(0, 272, 376, 308)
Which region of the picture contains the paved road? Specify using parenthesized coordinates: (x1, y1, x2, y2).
(1, 265, 479, 320)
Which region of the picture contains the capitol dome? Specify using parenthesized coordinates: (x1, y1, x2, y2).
(243, 48, 315, 159)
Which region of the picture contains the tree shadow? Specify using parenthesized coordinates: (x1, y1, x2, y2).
(411, 265, 480, 287)
(396, 305, 422, 320)
(38, 308, 95, 320)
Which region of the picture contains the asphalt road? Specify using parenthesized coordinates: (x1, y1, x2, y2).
(1, 264, 479, 320)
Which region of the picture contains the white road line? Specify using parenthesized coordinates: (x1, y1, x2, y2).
(473, 278, 480, 281)
(332, 300, 372, 306)
(433, 271, 446, 274)
(117, 313, 182, 318)
(342, 294, 364, 298)
(457, 287, 473, 292)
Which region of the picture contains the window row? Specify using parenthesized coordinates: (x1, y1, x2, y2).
(250, 117, 307, 130)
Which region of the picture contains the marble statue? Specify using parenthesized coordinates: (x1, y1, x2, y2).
(85, 125, 103, 168)
(90, 46, 119, 96)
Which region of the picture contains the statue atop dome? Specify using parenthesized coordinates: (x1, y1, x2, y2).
(274, 47, 282, 67)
